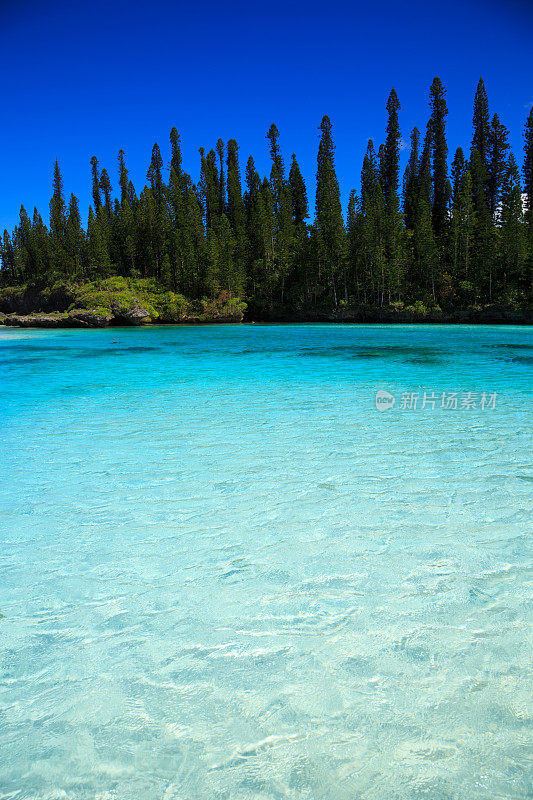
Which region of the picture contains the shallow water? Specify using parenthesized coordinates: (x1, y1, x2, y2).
(0, 323, 532, 800)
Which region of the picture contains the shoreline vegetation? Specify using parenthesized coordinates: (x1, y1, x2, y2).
(1, 78, 532, 327)
(0, 277, 530, 327)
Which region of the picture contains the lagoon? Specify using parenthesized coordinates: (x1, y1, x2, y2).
(0, 323, 532, 799)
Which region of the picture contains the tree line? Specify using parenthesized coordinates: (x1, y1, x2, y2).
(1, 77, 532, 311)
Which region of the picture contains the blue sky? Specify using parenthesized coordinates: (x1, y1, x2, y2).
(0, 0, 532, 231)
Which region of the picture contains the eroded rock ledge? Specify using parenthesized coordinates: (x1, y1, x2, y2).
(0, 279, 247, 327)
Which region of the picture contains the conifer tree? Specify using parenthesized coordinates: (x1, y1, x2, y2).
(266, 123, 293, 301)
(429, 77, 449, 238)
(402, 127, 420, 230)
(418, 124, 434, 207)
(87, 206, 111, 277)
(414, 194, 437, 301)
(450, 148, 467, 278)
(360, 140, 385, 303)
(1, 231, 16, 280)
(450, 153, 475, 293)
(472, 77, 491, 169)
(226, 138, 247, 287)
(470, 147, 495, 300)
(243, 156, 264, 297)
(381, 89, 405, 301)
(118, 149, 129, 205)
(170, 127, 183, 183)
(49, 160, 68, 273)
(346, 190, 362, 300)
(216, 139, 225, 216)
(258, 176, 276, 300)
(66, 194, 85, 276)
(90, 156, 102, 213)
(147, 143, 164, 203)
(199, 148, 220, 230)
(14, 205, 33, 278)
(288, 154, 308, 227)
(31, 208, 51, 277)
(498, 154, 526, 297)
(523, 106, 533, 276)
(99, 168, 113, 218)
(315, 115, 345, 304)
(487, 114, 510, 218)
(382, 89, 401, 209)
(288, 154, 309, 300)
(226, 139, 245, 233)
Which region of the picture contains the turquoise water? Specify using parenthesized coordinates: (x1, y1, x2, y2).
(0, 323, 532, 800)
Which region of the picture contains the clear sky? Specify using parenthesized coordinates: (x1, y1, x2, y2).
(0, 0, 532, 231)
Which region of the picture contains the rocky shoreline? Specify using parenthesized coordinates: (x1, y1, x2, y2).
(246, 305, 533, 326)
(1, 304, 531, 328)
(0, 279, 531, 328)
(0, 279, 247, 327)
(0, 306, 244, 328)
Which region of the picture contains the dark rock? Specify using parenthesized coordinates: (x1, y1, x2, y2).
(112, 304, 152, 325)
(3, 313, 70, 328)
(68, 309, 114, 327)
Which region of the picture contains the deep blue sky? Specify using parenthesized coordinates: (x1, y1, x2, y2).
(0, 0, 532, 231)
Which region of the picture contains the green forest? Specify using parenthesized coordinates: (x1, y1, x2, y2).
(1, 77, 532, 317)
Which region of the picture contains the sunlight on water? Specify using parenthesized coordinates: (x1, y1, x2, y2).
(0, 324, 532, 799)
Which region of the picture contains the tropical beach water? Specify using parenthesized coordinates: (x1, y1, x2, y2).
(0, 323, 531, 800)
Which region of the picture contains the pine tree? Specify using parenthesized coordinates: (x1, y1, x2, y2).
(87, 206, 111, 277)
(115, 150, 136, 274)
(418, 124, 434, 207)
(346, 189, 362, 300)
(360, 140, 385, 304)
(49, 160, 68, 273)
(90, 156, 102, 213)
(414, 195, 437, 301)
(243, 156, 263, 298)
(265, 123, 293, 301)
(99, 168, 113, 218)
(147, 143, 164, 203)
(1, 231, 16, 280)
(382, 89, 401, 209)
(199, 148, 220, 230)
(170, 127, 183, 183)
(183, 183, 207, 297)
(315, 115, 345, 304)
(450, 152, 474, 294)
(450, 148, 467, 278)
(472, 77, 491, 170)
(288, 154, 309, 300)
(498, 154, 526, 298)
(488, 114, 510, 218)
(381, 89, 405, 301)
(31, 208, 51, 277)
(288, 154, 308, 226)
(226, 139, 245, 233)
(118, 149, 129, 205)
(470, 147, 495, 300)
(66, 194, 85, 277)
(402, 127, 420, 230)
(14, 205, 33, 279)
(216, 139, 225, 216)
(429, 77, 448, 238)
(523, 106, 533, 280)
(226, 138, 247, 290)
